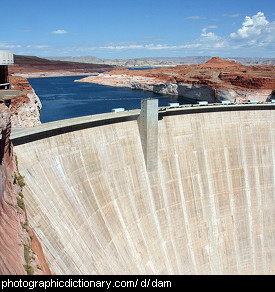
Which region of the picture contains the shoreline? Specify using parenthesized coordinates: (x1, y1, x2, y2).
(75, 73, 274, 103)
(12, 71, 97, 79)
(74, 57, 275, 103)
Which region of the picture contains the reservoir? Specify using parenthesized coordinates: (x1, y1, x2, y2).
(28, 75, 197, 123)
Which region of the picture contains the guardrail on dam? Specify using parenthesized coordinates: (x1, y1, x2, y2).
(11, 100, 275, 274)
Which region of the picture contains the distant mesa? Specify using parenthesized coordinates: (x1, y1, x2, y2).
(9, 55, 115, 77)
(202, 56, 239, 67)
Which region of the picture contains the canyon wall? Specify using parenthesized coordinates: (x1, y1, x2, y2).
(0, 104, 50, 275)
(128, 80, 272, 102)
(12, 107, 275, 274)
(77, 73, 274, 103)
(76, 57, 275, 103)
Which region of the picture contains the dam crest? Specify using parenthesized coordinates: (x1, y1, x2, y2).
(11, 100, 275, 274)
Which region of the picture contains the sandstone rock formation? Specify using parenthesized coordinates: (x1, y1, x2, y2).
(8, 76, 42, 127)
(0, 104, 50, 274)
(76, 57, 275, 102)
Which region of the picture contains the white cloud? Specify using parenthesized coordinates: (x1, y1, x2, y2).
(200, 32, 219, 41)
(35, 45, 49, 49)
(185, 16, 204, 20)
(202, 25, 218, 33)
(101, 44, 144, 50)
(223, 14, 240, 18)
(214, 41, 226, 48)
(0, 43, 22, 49)
(3, 12, 274, 58)
(101, 13, 274, 54)
(51, 29, 68, 34)
(19, 30, 32, 33)
(25, 44, 49, 49)
(229, 11, 274, 46)
(100, 43, 203, 51)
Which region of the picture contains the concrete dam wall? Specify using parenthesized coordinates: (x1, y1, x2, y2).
(11, 102, 275, 274)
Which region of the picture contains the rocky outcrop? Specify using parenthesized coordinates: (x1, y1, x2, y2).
(8, 76, 42, 127)
(10, 91, 42, 127)
(0, 104, 50, 274)
(76, 57, 275, 103)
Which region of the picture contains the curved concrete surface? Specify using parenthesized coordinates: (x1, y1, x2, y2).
(12, 105, 275, 274)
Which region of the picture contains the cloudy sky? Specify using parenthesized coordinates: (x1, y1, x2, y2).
(1, 0, 275, 58)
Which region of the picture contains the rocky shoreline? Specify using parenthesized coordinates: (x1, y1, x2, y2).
(76, 57, 275, 103)
(12, 71, 95, 79)
(76, 72, 273, 102)
(7, 76, 42, 127)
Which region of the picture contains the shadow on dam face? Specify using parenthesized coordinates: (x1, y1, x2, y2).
(13, 104, 275, 275)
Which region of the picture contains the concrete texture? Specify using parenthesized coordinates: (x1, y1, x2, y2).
(138, 99, 159, 171)
(12, 104, 275, 275)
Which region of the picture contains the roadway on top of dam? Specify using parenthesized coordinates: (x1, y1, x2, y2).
(11, 101, 275, 145)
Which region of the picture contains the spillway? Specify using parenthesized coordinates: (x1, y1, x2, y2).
(11, 101, 275, 275)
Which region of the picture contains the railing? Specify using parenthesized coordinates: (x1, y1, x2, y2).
(158, 99, 275, 111)
(0, 83, 10, 89)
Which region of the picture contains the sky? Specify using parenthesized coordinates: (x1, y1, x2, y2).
(1, 0, 275, 59)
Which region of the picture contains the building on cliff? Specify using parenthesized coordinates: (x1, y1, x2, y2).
(0, 51, 14, 89)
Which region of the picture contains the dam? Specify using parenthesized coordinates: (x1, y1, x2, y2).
(11, 100, 275, 275)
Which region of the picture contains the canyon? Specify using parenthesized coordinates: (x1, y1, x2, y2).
(76, 57, 275, 103)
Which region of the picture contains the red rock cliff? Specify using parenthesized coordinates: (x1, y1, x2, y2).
(77, 57, 275, 102)
(7, 76, 42, 127)
(0, 103, 50, 275)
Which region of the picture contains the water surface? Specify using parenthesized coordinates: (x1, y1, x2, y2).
(28, 75, 196, 123)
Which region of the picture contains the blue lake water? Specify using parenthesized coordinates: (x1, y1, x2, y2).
(28, 75, 197, 123)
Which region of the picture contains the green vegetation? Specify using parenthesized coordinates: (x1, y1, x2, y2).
(24, 264, 34, 275)
(13, 173, 25, 188)
(11, 157, 36, 275)
(15, 155, 18, 167)
(17, 196, 24, 210)
(23, 244, 34, 275)
(36, 265, 42, 271)
(17, 192, 25, 210)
